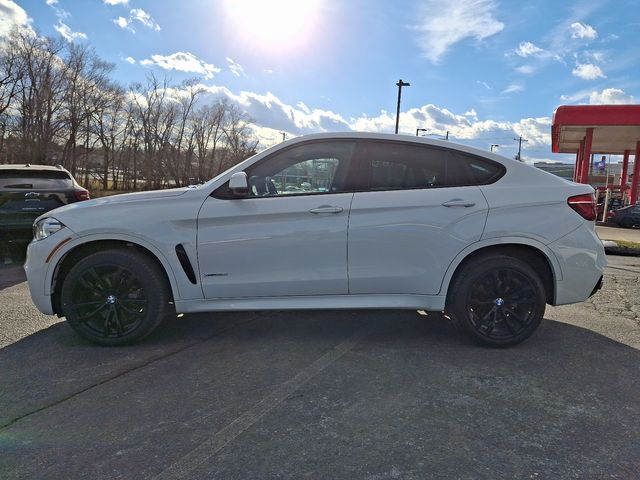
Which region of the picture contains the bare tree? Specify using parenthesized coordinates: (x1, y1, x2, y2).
(11, 31, 67, 164)
(0, 30, 259, 192)
(60, 43, 114, 176)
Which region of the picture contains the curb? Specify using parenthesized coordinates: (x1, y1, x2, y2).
(602, 240, 640, 257)
(604, 247, 640, 257)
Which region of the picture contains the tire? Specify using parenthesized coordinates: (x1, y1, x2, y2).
(60, 249, 173, 346)
(446, 254, 546, 348)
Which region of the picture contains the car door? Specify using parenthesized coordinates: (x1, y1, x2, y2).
(348, 141, 499, 295)
(197, 140, 357, 299)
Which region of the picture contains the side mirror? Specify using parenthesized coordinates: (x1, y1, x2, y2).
(229, 171, 249, 195)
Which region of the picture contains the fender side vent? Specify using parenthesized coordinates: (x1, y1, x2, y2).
(175, 244, 197, 285)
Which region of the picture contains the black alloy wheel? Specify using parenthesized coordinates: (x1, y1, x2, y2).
(61, 249, 172, 346)
(447, 255, 546, 347)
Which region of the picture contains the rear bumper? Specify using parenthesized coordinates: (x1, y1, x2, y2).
(548, 223, 607, 305)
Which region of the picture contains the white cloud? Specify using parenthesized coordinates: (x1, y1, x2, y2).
(476, 80, 491, 90)
(157, 83, 554, 152)
(588, 88, 635, 105)
(113, 8, 160, 33)
(569, 22, 597, 40)
(515, 64, 535, 75)
(560, 87, 635, 105)
(140, 52, 221, 79)
(352, 105, 550, 147)
(411, 0, 504, 63)
(464, 109, 478, 119)
(0, 0, 31, 37)
(113, 16, 131, 30)
(572, 63, 605, 80)
(45, 0, 59, 5)
(104, 0, 128, 5)
(124, 56, 135, 64)
(226, 57, 245, 77)
(503, 84, 524, 94)
(515, 41, 545, 57)
(130, 8, 160, 31)
(54, 21, 87, 42)
(584, 50, 605, 63)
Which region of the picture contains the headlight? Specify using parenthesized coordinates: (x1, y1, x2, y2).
(33, 217, 66, 241)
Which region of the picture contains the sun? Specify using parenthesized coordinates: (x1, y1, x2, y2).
(224, 0, 322, 49)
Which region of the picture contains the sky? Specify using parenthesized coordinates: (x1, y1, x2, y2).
(3, 0, 640, 163)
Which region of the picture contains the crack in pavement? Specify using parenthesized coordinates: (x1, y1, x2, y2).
(606, 265, 640, 275)
(0, 317, 259, 431)
(153, 322, 378, 480)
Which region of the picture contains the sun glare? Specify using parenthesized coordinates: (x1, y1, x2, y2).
(225, 0, 322, 49)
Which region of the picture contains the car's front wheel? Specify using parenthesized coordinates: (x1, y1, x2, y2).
(447, 254, 546, 347)
(60, 249, 172, 346)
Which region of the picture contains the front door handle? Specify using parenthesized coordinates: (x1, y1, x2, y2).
(309, 205, 343, 214)
(442, 199, 476, 208)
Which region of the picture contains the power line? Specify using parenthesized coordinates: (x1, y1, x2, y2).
(513, 136, 528, 162)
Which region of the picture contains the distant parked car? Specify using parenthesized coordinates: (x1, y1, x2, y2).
(24, 133, 605, 348)
(0, 164, 90, 247)
(608, 204, 640, 228)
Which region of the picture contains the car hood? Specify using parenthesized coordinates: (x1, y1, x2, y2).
(40, 187, 193, 220)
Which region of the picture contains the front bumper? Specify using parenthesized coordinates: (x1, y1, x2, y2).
(24, 234, 67, 315)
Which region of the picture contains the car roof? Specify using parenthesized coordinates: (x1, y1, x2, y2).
(0, 164, 71, 173)
(281, 132, 519, 165)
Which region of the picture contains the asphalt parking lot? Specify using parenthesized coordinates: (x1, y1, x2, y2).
(1, 255, 640, 479)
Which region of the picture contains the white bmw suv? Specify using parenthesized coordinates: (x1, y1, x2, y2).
(25, 133, 606, 347)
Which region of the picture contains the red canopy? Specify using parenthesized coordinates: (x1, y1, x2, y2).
(551, 104, 640, 205)
(552, 105, 640, 154)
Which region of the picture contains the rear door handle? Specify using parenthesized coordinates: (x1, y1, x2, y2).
(442, 199, 476, 208)
(309, 205, 343, 214)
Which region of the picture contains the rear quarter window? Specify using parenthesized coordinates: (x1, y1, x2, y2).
(446, 151, 505, 186)
(0, 170, 74, 189)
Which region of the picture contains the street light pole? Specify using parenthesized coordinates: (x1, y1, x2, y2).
(490, 144, 499, 152)
(395, 79, 410, 134)
(416, 128, 428, 137)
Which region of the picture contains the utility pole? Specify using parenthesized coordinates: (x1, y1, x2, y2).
(445, 131, 449, 140)
(281, 132, 286, 142)
(514, 136, 528, 162)
(395, 79, 410, 134)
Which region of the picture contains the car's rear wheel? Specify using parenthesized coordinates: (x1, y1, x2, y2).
(447, 254, 546, 347)
(60, 249, 172, 346)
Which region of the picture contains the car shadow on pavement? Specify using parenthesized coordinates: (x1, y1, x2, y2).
(0, 244, 27, 290)
(1, 311, 639, 479)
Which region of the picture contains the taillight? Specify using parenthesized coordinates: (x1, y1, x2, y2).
(74, 189, 90, 201)
(568, 193, 596, 221)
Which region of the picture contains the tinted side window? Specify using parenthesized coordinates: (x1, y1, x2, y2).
(363, 142, 447, 191)
(447, 151, 504, 185)
(361, 142, 504, 192)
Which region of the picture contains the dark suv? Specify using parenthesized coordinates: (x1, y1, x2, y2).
(0, 164, 90, 249)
